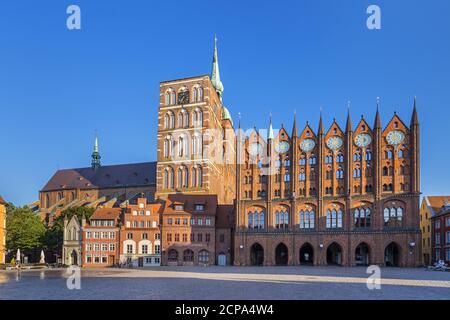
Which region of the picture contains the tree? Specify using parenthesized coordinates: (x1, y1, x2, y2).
(6, 206, 46, 252)
(43, 206, 94, 254)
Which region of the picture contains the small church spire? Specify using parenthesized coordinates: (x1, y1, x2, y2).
(410, 96, 419, 127)
(292, 111, 298, 137)
(268, 113, 274, 140)
(211, 34, 224, 100)
(91, 132, 101, 169)
(374, 97, 382, 129)
(318, 107, 324, 135)
(345, 102, 352, 133)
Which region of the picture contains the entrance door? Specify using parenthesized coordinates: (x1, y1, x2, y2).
(299, 243, 314, 265)
(218, 254, 227, 266)
(250, 243, 264, 266)
(385, 242, 400, 266)
(326, 242, 343, 265)
(275, 243, 288, 266)
(138, 257, 144, 267)
(71, 250, 78, 266)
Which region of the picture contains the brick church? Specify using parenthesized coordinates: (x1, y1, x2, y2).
(41, 37, 421, 267)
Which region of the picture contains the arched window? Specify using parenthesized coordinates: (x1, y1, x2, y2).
(284, 173, 290, 182)
(168, 249, 178, 262)
(183, 249, 194, 262)
(309, 155, 317, 165)
(365, 150, 372, 161)
(284, 159, 290, 167)
(192, 134, 202, 156)
(248, 210, 265, 229)
(353, 167, 361, 178)
(164, 167, 174, 189)
(325, 155, 333, 164)
(354, 207, 371, 228)
(386, 150, 393, 159)
(299, 157, 306, 165)
(275, 209, 289, 229)
(198, 250, 209, 263)
(164, 136, 173, 158)
(384, 206, 404, 227)
(299, 171, 306, 181)
(164, 113, 170, 128)
(193, 108, 203, 127)
(337, 154, 344, 163)
(383, 166, 388, 176)
(336, 168, 344, 180)
(354, 153, 361, 162)
(299, 209, 315, 229)
(326, 208, 343, 228)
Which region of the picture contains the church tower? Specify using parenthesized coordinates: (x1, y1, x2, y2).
(91, 134, 101, 169)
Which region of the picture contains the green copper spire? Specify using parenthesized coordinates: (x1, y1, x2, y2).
(91, 133, 101, 169)
(211, 34, 224, 100)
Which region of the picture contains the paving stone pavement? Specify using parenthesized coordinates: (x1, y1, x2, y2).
(0, 266, 449, 300)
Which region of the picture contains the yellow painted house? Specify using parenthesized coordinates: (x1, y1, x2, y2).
(0, 195, 6, 264)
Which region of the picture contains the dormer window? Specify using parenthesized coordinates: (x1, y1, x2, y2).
(195, 204, 205, 211)
(174, 204, 184, 211)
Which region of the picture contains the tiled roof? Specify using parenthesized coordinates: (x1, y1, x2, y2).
(41, 162, 156, 192)
(90, 208, 122, 220)
(425, 196, 450, 214)
(161, 194, 218, 215)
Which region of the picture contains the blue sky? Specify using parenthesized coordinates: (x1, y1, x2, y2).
(0, 0, 449, 205)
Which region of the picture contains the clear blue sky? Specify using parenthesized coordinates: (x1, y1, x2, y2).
(1, 0, 449, 205)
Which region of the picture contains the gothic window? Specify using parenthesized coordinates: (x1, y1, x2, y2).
(365, 150, 372, 161)
(383, 166, 388, 176)
(354, 207, 371, 228)
(299, 171, 306, 181)
(284, 173, 290, 182)
(183, 249, 194, 262)
(248, 210, 265, 229)
(275, 159, 281, 167)
(325, 155, 333, 164)
(354, 153, 361, 162)
(299, 209, 315, 229)
(299, 157, 306, 165)
(309, 187, 317, 196)
(275, 209, 289, 229)
(164, 136, 173, 158)
(309, 155, 317, 165)
(326, 170, 332, 180)
(365, 185, 373, 192)
(385, 150, 393, 159)
(193, 85, 204, 102)
(284, 158, 290, 167)
(337, 153, 344, 163)
(165, 92, 170, 106)
(193, 108, 203, 127)
(164, 167, 174, 189)
(336, 168, 344, 180)
(326, 208, 343, 229)
(383, 206, 404, 227)
(192, 134, 202, 156)
(168, 249, 178, 261)
(353, 167, 361, 178)
(192, 165, 202, 187)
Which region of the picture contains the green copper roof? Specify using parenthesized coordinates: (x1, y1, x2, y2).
(211, 35, 224, 99)
(222, 106, 233, 125)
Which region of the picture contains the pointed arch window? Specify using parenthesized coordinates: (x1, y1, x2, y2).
(326, 208, 343, 229)
(309, 155, 317, 165)
(299, 209, 315, 229)
(337, 153, 344, 163)
(248, 210, 264, 229)
(336, 168, 344, 180)
(384, 206, 404, 227)
(275, 209, 289, 229)
(193, 108, 203, 127)
(365, 150, 372, 161)
(354, 207, 371, 228)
